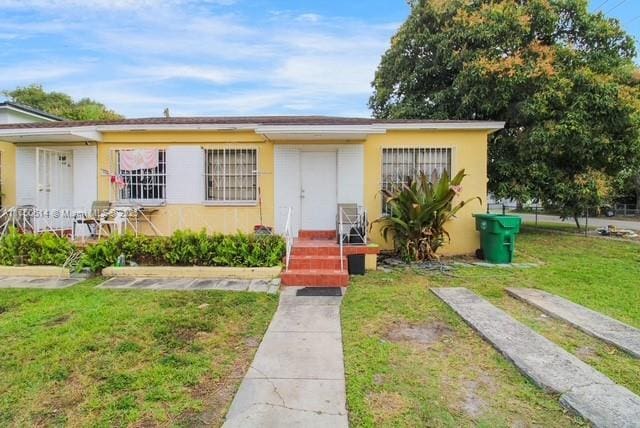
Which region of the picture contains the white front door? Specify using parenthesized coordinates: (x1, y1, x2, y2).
(300, 151, 337, 230)
(36, 148, 74, 231)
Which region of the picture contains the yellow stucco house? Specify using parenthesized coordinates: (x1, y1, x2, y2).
(0, 116, 503, 281)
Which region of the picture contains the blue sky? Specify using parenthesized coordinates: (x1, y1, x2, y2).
(0, 0, 638, 119)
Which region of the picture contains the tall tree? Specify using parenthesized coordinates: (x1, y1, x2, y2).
(2, 84, 123, 121)
(371, 0, 640, 226)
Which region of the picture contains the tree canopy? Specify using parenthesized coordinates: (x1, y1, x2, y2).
(2, 84, 123, 121)
(371, 0, 640, 223)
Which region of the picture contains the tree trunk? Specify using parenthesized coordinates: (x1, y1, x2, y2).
(574, 214, 581, 230)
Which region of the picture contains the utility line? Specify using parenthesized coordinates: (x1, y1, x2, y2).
(594, 0, 611, 11)
(604, 0, 629, 15)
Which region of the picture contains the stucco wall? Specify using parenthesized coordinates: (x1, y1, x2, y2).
(363, 130, 489, 255)
(98, 131, 274, 235)
(0, 141, 16, 207)
(98, 129, 489, 255)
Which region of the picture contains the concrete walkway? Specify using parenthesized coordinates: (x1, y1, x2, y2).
(0, 276, 83, 289)
(432, 288, 640, 428)
(508, 288, 640, 358)
(99, 277, 280, 293)
(223, 287, 348, 427)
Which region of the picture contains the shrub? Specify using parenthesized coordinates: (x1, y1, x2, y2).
(79, 230, 286, 272)
(375, 169, 480, 261)
(0, 228, 75, 266)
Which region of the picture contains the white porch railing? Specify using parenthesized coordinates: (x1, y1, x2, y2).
(0, 205, 161, 239)
(284, 206, 293, 271)
(0, 206, 86, 237)
(0, 207, 32, 236)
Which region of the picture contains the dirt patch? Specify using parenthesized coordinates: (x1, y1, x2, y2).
(575, 346, 598, 361)
(45, 314, 71, 327)
(366, 391, 409, 424)
(244, 336, 261, 348)
(31, 373, 86, 426)
(385, 321, 454, 347)
(177, 360, 248, 427)
(372, 373, 385, 386)
(459, 374, 498, 419)
(194, 331, 217, 341)
(174, 328, 199, 343)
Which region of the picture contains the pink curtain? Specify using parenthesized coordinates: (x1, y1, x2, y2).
(120, 149, 159, 171)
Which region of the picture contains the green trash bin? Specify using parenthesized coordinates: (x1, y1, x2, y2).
(473, 214, 522, 264)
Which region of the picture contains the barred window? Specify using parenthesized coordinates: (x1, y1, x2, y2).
(113, 149, 167, 202)
(205, 148, 258, 203)
(382, 147, 452, 212)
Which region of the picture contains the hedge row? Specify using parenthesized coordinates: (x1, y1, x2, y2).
(0, 228, 286, 272)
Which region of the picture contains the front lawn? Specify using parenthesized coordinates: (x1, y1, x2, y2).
(342, 229, 640, 427)
(0, 279, 278, 426)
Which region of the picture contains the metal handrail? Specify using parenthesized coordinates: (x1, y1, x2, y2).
(284, 207, 293, 271)
(339, 209, 344, 271)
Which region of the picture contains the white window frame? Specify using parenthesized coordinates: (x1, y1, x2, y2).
(204, 148, 259, 205)
(111, 149, 167, 204)
(381, 147, 452, 213)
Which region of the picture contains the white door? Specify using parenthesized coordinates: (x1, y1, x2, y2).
(36, 148, 74, 231)
(274, 146, 301, 236)
(300, 151, 337, 230)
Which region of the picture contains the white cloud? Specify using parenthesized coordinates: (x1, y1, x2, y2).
(296, 13, 322, 23)
(273, 55, 378, 95)
(126, 65, 251, 84)
(1, 1, 402, 117)
(1, 63, 85, 85)
(0, 0, 237, 10)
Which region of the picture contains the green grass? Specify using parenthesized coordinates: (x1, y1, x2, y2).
(0, 279, 278, 427)
(342, 229, 640, 427)
(522, 221, 594, 233)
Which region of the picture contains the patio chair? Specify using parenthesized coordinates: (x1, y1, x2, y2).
(73, 200, 111, 239)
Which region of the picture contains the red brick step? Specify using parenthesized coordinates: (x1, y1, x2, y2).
(288, 255, 346, 270)
(281, 269, 349, 287)
(298, 230, 337, 240)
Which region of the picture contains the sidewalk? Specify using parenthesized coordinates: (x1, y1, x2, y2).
(515, 213, 640, 231)
(432, 288, 640, 427)
(223, 287, 348, 427)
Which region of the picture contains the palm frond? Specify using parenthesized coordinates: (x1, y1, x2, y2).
(372, 169, 480, 261)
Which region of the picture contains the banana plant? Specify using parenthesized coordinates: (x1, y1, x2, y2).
(375, 169, 481, 261)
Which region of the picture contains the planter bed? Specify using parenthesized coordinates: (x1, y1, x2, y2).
(0, 265, 70, 278)
(102, 265, 282, 280)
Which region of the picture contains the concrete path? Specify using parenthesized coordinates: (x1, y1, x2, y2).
(99, 277, 279, 293)
(0, 276, 83, 289)
(432, 287, 640, 428)
(508, 288, 640, 358)
(223, 287, 348, 428)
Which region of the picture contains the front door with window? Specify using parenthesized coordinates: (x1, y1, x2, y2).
(300, 151, 337, 230)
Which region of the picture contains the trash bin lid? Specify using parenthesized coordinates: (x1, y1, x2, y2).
(472, 213, 498, 219)
(494, 215, 522, 228)
(473, 213, 521, 229)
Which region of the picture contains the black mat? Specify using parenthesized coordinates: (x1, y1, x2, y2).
(296, 287, 343, 297)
